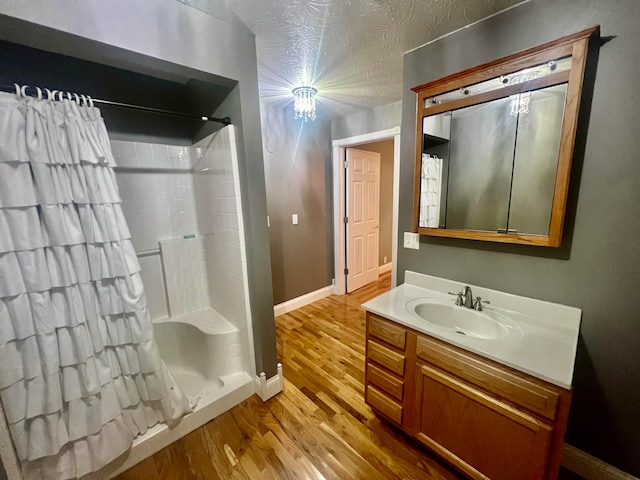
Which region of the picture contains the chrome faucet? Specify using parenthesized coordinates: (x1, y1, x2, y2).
(449, 285, 492, 310)
(448, 285, 475, 309)
(462, 286, 474, 309)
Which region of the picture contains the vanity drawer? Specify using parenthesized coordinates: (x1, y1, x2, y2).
(367, 362, 404, 401)
(368, 314, 407, 350)
(367, 340, 405, 376)
(366, 385, 403, 424)
(416, 335, 560, 421)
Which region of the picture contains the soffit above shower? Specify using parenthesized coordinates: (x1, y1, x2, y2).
(0, 39, 236, 144)
(178, 0, 524, 118)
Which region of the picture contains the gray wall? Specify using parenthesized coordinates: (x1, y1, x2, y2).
(356, 140, 394, 265)
(266, 97, 399, 304)
(331, 101, 402, 140)
(0, 0, 278, 377)
(262, 103, 334, 304)
(398, 0, 640, 475)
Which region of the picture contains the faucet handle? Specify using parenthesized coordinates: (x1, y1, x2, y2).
(448, 291, 464, 306)
(473, 296, 491, 311)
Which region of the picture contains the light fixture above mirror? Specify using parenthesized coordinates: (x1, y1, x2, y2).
(292, 86, 317, 122)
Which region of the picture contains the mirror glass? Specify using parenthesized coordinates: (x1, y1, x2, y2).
(509, 84, 567, 235)
(419, 83, 568, 236)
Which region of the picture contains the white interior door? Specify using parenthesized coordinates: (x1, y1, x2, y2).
(346, 148, 380, 293)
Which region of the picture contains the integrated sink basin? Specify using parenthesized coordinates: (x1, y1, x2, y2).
(406, 298, 522, 340)
(361, 271, 582, 388)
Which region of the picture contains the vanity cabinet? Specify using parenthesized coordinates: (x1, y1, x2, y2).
(364, 315, 408, 425)
(364, 312, 572, 480)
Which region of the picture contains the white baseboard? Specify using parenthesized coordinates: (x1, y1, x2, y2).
(378, 262, 392, 274)
(255, 363, 284, 401)
(274, 285, 333, 317)
(563, 444, 639, 480)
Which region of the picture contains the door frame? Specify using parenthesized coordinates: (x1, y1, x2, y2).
(332, 126, 401, 295)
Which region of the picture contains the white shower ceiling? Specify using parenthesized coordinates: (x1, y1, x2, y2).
(179, 0, 524, 118)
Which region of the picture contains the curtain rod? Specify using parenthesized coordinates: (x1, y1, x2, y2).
(0, 84, 232, 126)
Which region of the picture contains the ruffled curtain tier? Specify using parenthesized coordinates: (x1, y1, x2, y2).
(0, 92, 191, 479)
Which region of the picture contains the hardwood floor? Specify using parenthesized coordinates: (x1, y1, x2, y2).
(116, 271, 580, 480)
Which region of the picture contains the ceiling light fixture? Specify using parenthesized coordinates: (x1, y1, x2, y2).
(292, 86, 317, 122)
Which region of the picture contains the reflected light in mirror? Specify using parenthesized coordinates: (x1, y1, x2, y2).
(505, 60, 558, 116)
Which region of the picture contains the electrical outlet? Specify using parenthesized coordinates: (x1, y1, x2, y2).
(403, 232, 420, 250)
(383, 256, 388, 264)
(292, 214, 298, 225)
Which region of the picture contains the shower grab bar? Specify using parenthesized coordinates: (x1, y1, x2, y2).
(136, 248, 160, 258)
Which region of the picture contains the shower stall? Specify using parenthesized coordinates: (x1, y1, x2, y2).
(0, 118, 263, 479)
(97, 126, 257, 477)
(0, 9, 279, 477)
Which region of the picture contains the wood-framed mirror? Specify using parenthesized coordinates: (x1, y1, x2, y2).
(411, 26, 600, 247)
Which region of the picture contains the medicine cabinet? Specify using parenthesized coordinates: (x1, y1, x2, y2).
(412, 26, 599, 247)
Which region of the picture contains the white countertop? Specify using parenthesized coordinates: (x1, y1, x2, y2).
(361, 271, 582, 389)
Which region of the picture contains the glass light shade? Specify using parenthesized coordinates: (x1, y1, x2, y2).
(292, 86, 317, 122)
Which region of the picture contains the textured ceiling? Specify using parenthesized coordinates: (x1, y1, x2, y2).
(179, 0, 524, 118)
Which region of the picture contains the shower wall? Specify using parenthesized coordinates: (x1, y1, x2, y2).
(193, 128, 254, 373)
(159, 237, 211, 317)
(110, 140, 195, 320)
(110, 128, 254, 374)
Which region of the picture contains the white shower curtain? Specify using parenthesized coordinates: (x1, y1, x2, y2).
(0, 91, 191, 479)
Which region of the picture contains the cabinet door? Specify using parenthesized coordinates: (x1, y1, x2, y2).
(415, 363, 553, 480)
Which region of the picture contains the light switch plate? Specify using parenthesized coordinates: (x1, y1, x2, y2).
(292, 214, 299, 225)
(403, 232, 419, 250)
